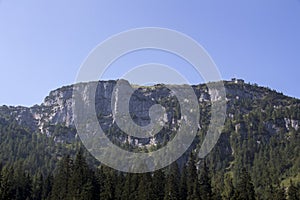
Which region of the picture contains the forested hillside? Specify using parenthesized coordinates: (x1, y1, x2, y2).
(0, 80, 300, 199)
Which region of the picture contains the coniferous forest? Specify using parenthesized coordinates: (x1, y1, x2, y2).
(0, 151, 299, 200)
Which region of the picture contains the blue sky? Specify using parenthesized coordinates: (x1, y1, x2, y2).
(0, 0, 300, 106)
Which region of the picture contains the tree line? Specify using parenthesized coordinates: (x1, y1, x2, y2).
(1, 151, 299, 200)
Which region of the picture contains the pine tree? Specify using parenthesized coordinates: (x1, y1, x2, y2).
(68, 151, 94, 200)
(0, 165, 16, 200)
(114, 172, 124, 200)
(233, 168, 255, 200)
(122, 173, 132, 199)
(180, 164, 188, 200)
(221, 173, 234, 200)
(186, 154, 200, 200)
(42, 174, 53, 200)
(14, 167, 32, 200)
(100, 166, 116, 200)
(137, 172, 153, 200)
(152, 169, 165, 200)
(164, 162, 180, 200)
(32, 173, 43, 200)
(51, 155, 73, 200)
(199, 161, 212, 200)
(128, 172, 139, 200)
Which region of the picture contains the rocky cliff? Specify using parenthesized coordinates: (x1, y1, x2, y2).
(0, 79, 299, 146)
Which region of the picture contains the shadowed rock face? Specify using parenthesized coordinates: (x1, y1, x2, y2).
(0, 79, 299, 147)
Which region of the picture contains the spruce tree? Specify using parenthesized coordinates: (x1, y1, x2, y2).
(68, 151, 94, 200)
(152, 169, 166, 200)
(221, 173, 234, 200)
(199, 161, 212, 200)
(42, 174, 53, 200)
(233, 168, 255, 200)
(180, 164, 188, 200)
(122, 173, 132, 199)
(114, 172, 124, 200)
(51, 155, 73, 200)
(164, 162, 180, 200)
(0, 165, 16, 200)
(100, 166, 116, 200)
(186, 154, 200, 200)
(137, 172, 153, 200)
(31, 173, 43, 200)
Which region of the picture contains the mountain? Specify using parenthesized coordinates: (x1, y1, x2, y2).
(0, 79, 300, 199)
(2, 79, 298, 144)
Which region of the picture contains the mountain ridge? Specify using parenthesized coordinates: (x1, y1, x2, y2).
(0, 79, 299, 198)
(1, 79, 299, 143)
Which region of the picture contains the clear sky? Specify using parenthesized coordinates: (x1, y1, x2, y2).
(0, 0, 300, 106)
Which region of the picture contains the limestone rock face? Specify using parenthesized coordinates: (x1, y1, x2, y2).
(0, 79, 299, 147)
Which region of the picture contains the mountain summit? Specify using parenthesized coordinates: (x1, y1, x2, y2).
(0, 79, 299, 198)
